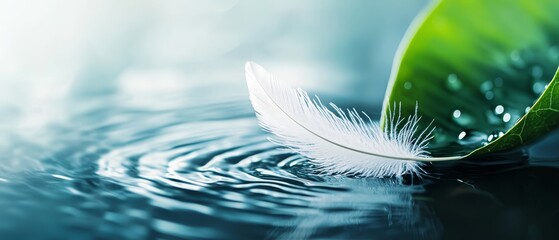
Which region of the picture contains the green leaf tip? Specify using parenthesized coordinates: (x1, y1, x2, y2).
(469, 66, 559, 157)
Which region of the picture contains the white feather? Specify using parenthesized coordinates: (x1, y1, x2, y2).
(245, 62, 460, 178)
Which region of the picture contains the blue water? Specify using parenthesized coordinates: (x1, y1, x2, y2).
(1, 88, 559, 240)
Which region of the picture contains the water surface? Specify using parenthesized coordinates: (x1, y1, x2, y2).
(1, 87, 558, 240)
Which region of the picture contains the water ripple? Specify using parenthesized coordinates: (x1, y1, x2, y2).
(0, 97, 448, 239)
(0, 90, 558, 239)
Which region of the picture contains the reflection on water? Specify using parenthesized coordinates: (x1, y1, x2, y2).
(421, 167, 559, 239)
(0, 89, 558, 239)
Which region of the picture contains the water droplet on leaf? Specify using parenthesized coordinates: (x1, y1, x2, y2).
(485, 91, 495, 100)
(503, 113, 511, 122)
(452, 110, 473, 126)
(480, 81, 494, 92)
(494, 105, 504, 115)
(404, 82, 412, 90)
(446, 74, 462, 91)
(532, 81, 547, 94)
(453, 110, 461, 118)
(457, 130, 487, 146)
(532, 65, 543, 79)
(487, 131, 504, 142)
(486, 110, 502, 125)
(510, 51, 526, 68)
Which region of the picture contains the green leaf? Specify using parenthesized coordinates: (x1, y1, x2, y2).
(469, 67, 559, 156)
(382, 0, 559, 157)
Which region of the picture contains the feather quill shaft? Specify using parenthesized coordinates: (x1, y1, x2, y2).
(245, 62, 461, 178)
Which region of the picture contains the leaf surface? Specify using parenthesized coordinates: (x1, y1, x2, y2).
(382, 0, 559, 156)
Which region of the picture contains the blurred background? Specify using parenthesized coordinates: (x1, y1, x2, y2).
(0, 2, 441, 238)
(0, 0, 427, 133)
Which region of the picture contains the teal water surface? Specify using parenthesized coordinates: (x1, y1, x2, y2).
(0, 88, 559, 240)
